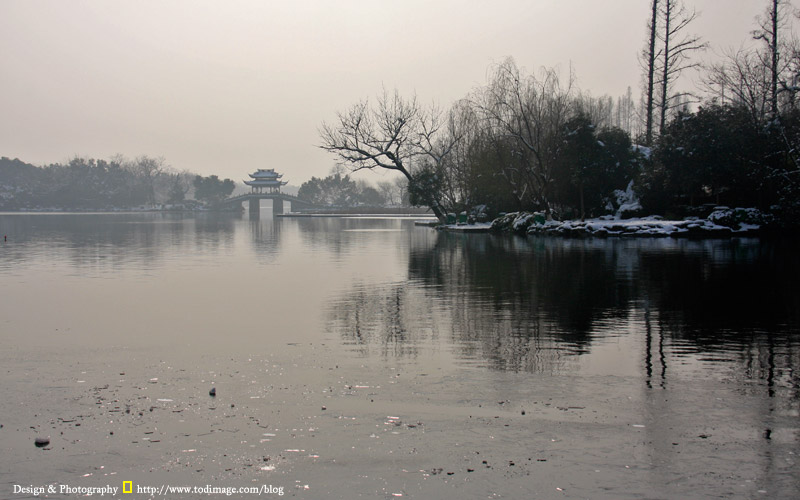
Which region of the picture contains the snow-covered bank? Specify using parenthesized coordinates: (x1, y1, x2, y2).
(491, 207, 770, 238)
(435, 222, 493, 233)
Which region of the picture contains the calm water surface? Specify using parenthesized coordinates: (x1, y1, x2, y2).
(0, 213, 798, 499)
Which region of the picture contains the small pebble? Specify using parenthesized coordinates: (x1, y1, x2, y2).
(35, 437, 50, 447)
(209, 387, 216, 397)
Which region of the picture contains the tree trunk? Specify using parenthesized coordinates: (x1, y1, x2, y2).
(431, 203, 447, 223)
(659, 0, 672, 136)
(645, 0, 659, 145)
(771, 0, 779, 118)
(400, 167, 447, 223)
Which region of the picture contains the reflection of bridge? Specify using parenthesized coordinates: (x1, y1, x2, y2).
(219, 193, 319, 218)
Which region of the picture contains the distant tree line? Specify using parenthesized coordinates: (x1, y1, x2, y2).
(0, 155, 236, 210)
(192, 175, 235, 204)
(320, 0, 800, 226)
(297, 168, 408, 207)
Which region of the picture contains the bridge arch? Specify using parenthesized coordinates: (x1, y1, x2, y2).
(219, 193, 319, 218)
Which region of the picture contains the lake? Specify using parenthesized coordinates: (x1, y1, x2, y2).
(1, 212, 798, 499)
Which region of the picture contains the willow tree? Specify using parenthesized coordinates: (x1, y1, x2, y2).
(474, 58, 574, 217)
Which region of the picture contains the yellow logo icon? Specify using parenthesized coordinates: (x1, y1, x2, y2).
(123, 481, 133, 494)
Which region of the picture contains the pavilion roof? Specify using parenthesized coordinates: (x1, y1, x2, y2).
(249, 168, 283, 179)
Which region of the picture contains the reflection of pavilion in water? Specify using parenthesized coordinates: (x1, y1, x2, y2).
(247, 218, 283, 260)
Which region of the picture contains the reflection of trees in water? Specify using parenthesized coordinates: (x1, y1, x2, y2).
(191, 214, 236, 252)
(640, 239, 797, 340)
(328, 232, 637, 373)
(294, 217, 409, 256)
(639, 238, 800, 396)
(0, 213, 236, 271)
(328, 283, 433, 360)
(294, 217, 348, 255)
(410, 233, 638, 372)
(328, 230, 800, 384)
(409, 232, 631, 342)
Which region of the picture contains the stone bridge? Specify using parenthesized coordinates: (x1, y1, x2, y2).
(219, 193, 319, 218)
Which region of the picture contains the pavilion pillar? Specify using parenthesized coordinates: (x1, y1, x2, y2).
(272, 198, 284, 216)
(249, 198, 260, 220)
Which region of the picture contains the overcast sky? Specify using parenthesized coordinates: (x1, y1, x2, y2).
(0, 0, 778, 185)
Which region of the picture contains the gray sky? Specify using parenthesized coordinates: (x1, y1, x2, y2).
(0, 0, 774, 185)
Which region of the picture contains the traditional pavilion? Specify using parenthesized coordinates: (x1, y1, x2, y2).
(244, 168, 287, 194)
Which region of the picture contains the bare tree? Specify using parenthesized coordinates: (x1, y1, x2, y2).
(134, 156, 166, 206)
(703, 0, 798, 122)
(703, 47, 772, 123)
(574, 92, 614, 128)
(415, 100, 477, 212)
(393, 175, 409, 206)
(112, 154, 166, 206)
(319, 88, 448, 221)
(642, 0, 660, 145)
(442, 99, 484, 211)
(474, 58, 574, 217)
(657, 0, 706, 134)
(753, 0, 797, 117)
(166, 171, 191, 204)
(376, 180, 398, 206)
(616, 86, 637, 137)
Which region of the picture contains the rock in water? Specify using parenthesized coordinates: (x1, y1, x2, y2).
(209, 387, 216, 397)
(34, 437, 50, 447)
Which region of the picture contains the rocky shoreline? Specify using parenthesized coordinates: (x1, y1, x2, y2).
(489, 207, 770, 238)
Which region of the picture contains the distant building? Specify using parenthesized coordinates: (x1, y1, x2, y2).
(244, 169, 288, 194)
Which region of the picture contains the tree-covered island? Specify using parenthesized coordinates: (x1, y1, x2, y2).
(319, 0, 800, 235)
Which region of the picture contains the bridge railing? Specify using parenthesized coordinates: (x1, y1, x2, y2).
(219, 192, 319, 209)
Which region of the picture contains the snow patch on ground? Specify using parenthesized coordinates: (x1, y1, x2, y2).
(437, 222, 493, 232)
(527, 215, 760, 237)
(489, 208, 767, 238)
